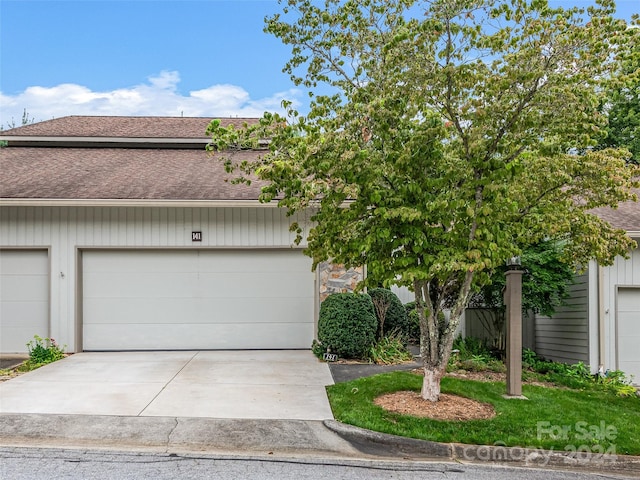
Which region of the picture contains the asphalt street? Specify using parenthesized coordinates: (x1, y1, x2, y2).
(2, 447, 636, 480)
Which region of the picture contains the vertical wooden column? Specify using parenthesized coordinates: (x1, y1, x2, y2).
(505, 269, 524, 397)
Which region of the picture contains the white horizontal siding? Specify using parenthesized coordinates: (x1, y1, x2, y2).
(0, 206, 310, 352)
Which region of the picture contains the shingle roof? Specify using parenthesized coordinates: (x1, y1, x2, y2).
(1, 115, 257, 139)
(1, 147, 264, 201)
(0, 116, 265, 202)
(589, 190, 640, 233)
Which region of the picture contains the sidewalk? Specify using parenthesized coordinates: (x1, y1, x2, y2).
(0, 413, 360, 458)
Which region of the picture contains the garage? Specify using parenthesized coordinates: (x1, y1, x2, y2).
(0, 250, 49, 353)
(617, 287, 640, 385)
(82, 249, 315, 351)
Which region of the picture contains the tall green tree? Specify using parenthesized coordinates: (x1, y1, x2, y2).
(468, 241, 575, 351)
(208, 0, 639, 401)
(470, 241, 575, 318)
(598, 36, 639, 164)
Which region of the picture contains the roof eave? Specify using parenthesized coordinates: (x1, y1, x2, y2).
(0, 136, 270, 148)
(0, 136, 211, 148)
(0, 198, 277, 208)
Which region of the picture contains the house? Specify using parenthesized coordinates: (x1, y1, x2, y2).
(0, 116, 362, 353)
(534, 197, 640, 383)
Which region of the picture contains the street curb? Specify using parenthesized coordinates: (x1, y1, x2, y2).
(323, 420, 640, 474)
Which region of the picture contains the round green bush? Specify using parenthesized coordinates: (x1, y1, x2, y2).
(368, 288, 411, 339)
(316, 293, 377, 359)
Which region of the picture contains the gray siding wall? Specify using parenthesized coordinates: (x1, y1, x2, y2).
(533, 245, 639, 371)
(0, 205, 310, 352)
(535, 271, 590, 364)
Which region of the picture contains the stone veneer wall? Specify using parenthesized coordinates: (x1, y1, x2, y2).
(318, 261, 364, 303)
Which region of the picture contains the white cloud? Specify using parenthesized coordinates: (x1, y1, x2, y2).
(0, 70, 301, 126)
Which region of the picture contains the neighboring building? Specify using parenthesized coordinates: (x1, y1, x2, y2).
(534, 197, 640, 383)
(0, 116, 361, 353)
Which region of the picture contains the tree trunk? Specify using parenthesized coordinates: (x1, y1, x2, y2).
(414, 270, 475, 402)
(421, 366, 444, 401)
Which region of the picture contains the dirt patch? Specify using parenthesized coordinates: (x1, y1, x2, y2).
(375, 390, 496, 421)
(0, 370, 24, 383)
(446, 370, 505, 382)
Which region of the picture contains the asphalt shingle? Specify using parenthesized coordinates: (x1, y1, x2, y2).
(1, 116, 257, 139)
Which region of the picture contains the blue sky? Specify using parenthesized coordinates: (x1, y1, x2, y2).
(1, 0, 638, 126)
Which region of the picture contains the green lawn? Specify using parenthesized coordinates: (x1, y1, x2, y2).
(327, 371, 640, 455)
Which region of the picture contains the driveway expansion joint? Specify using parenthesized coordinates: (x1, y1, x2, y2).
(136, 351, 198, 417)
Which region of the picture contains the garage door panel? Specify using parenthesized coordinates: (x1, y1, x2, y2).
(85, 272, 314, 299)
(83, 322, 314, 350)
(618, 317, 639, 337)
(84, 272, 201, 298)
(618, 334, 639, 355)
(620, 360, 640, 383)
(85, 296, 313, 325)
(1, 302, 48, 328)
(193, 272, 314, 298)
(0, 275, 49, 301)
(83, 250, 315, 350)
(84, 251, 199, 273)
(617, 288, 640, 385)
(1, 327, 42, 352)
(0, 251, 47, 274)
(197, 253, 311, 273)
(0, 250, 49, 353)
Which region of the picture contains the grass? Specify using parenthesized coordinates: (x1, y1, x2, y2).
(327, 371, 640, 455)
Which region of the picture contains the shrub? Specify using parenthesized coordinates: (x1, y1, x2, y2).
(369, 330, 414, 365)
(522, 349, 637, 396)
(315, 293, 378, 359)
(368, 288, 409, 340)
(452, 336, 494, 359)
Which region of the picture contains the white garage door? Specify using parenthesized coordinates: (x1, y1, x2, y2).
(0, 250, 49, 353)
(82, 250, 315, 350)
(617, 287, 640, 385)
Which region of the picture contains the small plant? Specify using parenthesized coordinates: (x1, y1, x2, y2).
(522, 348, 539, 369)
(23, 335, 66, 369)
(369, 331, 413, 365)
(451, 336, 498, 360)
(596, 370, 637, 397)
(311, 339, 326, 360)
(566, 361, 591, 380)
(369, 288, 408, 340)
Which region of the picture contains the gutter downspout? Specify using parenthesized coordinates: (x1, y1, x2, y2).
(598, 264, 606, 375)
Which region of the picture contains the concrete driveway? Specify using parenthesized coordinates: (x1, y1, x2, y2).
(0, 351, 334, 420)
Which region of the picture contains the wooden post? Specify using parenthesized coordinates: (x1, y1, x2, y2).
(505, 268, 524, 398)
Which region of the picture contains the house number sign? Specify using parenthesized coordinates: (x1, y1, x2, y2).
(192, 231, 202, 242)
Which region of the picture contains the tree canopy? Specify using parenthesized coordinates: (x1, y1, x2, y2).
(469, 241, 575, 318)
(598, 38, 640, 164)
(208, 0, 639, 400)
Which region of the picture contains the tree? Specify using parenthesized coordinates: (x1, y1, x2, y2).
(1, 109, 36, 147)
(468, 241, 575, 351)
(597, 36, 639, 164)
(207, 0, 639, 401)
